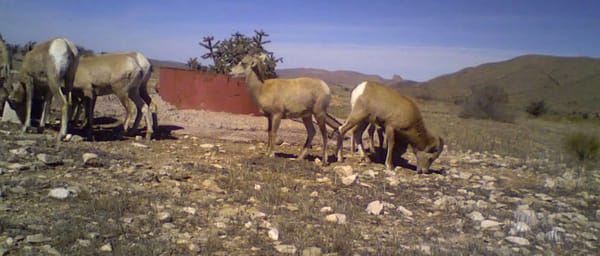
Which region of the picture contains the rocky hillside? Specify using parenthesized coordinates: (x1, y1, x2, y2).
(405, 55, 600, 114)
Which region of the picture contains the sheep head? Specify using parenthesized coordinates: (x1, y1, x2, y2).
(414, 136, 444, 173)
(6, 73, 26, 105)
(229, 54, 268, 82)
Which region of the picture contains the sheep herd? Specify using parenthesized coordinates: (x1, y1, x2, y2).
(0, 37, 443, 173)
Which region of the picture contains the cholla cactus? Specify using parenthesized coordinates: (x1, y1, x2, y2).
(198, 30, 282, 78)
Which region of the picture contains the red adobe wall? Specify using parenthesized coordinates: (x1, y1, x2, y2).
(158, 67, 260, 115)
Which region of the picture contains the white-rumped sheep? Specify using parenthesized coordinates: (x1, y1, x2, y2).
(71, 52, 156, 139)
(336, 81, 444, 172)
(7, 37, 79, 140)
(71, 53, 153, 140)
(230, 54, 335, 164)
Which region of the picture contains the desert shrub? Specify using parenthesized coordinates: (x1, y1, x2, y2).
(564, 132, 599, 162)
(526, 100, 547, 117)
(460, 85, 514, 122)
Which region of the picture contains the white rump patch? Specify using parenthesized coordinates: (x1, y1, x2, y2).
(320, 81, 330, 95)
(48, 39, 69, 76)
(350, 82, 367, 109)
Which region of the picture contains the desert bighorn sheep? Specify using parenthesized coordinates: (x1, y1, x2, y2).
(230, 54, 335, 164)
(336, 81, 444, 172)
(71, 52, 157, 139)
(71, 53, 153, 140)
(7, 37, 79, 140)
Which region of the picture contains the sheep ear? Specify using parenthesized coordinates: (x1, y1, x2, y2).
(257, 53, 267, 62)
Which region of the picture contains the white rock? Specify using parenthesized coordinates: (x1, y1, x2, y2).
(320, 207, 333, 213)
(310, 191, 319, 197)
(334, 165, 353, 177)
(131, 142, 148, 148)
(514, 207, 538, 227)
(48, 188, 70, 199)
(363, 169, 377, 178)
(324, 213, 347, 224)
(82, 153, 98, 164)
(8, 163, 30, 171)
(157, 211, 172, 222)
(397, 205, 413, 217)
(183, 207, 196, 215)
(341, 174, 358, 186)
(468, 211, 484, 222)
(458, 171, 473, 180)
(268, 228, 279, 241)
(100, 243, 113, 252)
(274, 244, 297, 254)
(25, 233, 51, 243)
(200, 143, 215, 149)
(481, 220, 502, 229)
(254, 184, 261, 191)
(505, 236, 530, 246)
(513, 221, 531, 234)
(366, 200, 384, 215)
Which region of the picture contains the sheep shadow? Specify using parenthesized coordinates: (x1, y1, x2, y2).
(69, 117, 183, 141)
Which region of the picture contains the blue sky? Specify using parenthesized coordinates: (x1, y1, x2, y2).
(1, 0, 599, 81)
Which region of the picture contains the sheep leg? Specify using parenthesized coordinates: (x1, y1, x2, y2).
(315, 114, 329, 165)
(116, 93, 132, 136)
(384, 126, 396, 171)
(47, 78, 70, 139)
(22, 81, 34, 133)
(82, 92, 96, 141)
(336, 111, 368, 162)
(367, 123, 376, 152)
(39, 90, 53, 129)
(352, 121, 370, 161)
(266, 113, 281, 157)
(140, 83, 158, 134)
(298, 116, 315, 160)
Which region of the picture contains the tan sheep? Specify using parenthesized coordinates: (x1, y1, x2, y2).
(7, 37, 79, 140)
(336, 81, 444, 172)
(230, 54, 335, 164)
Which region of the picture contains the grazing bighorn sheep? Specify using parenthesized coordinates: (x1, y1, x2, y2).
(350, 121, 384, 156)
(230, 54, 334, 164)
(71, 52, 157, 139)
(336, 81, 444, 172)
(71, 53, 153, 140)
(7, 37, 79, 140)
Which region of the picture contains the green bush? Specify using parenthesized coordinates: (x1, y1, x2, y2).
(564, 132, 599, 162)
(526, 100, 547, 117)
(460, 85, 514, 122)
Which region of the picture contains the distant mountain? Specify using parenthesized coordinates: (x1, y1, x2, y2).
(276, 68, 414, 88)
(408, 55, 600, 114)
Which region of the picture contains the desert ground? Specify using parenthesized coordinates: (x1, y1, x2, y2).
(0, 78, 599, 255)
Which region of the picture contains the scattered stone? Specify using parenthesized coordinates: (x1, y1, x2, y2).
(302, 246, 322, 256)
(100, 243, 112, 252)
(40, 245, 61, 256)
(310, 191, 319, 197)
(366, 200, 384, 215)
(268, 228, 279, 241)
(48, 188, 70, 199)
(341, 174, 358, 186)
(37, 153, 63, 166)
(157, 211, 172, 222)
(467, 211, 484, 222)
(274, 244, 297, 254)
(334, 165, 353, 177)
(581, 232, 598, 241)
(505, 236, 530, 246)
(324, 213, 347, 224)
(82, 153, 99, 166)
(9, 147, 29, 156)
(458, 171, 473, 180)
(511, 222, 531, 234)
(481, 220, 502, 229)
(25, 234, 51, 243)
(8, 163, 30, 171)
(131, 142, 148, 148)
(183, 207, 196, 215)
(320, 207, 333, 213)
(200, 143, 215, 150)
(397, 205, 413, 217)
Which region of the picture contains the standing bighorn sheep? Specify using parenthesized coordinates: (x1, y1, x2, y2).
(230, 54, 335, 164)
(7, 37, 79, 140)
(71, 53, 153, 140)
(336, 81, 444, 172)
(71, 52, 157, 139)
